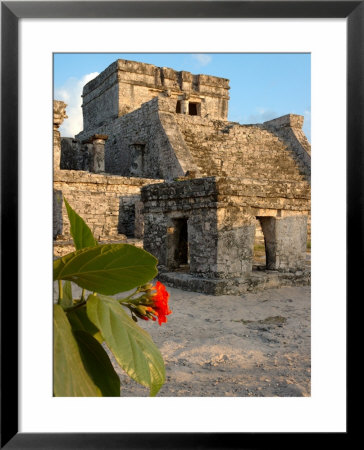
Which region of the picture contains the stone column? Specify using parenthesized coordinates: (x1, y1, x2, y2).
(180, 92, 190, 115)
(53, 100, 67, 172)
(187, 206, 256, 279)
(180, 100, 189, 115)
(216, 223, 256, 278)
(88, 134, 108, 173)
(260, 215, 307, 271)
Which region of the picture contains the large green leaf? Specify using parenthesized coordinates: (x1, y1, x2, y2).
(53, 305, 101, 397)
(54, 249, 87, 280)
(67, 305, 103, 343)
(64, 197, 98, 250)
(73, 330, 120, 397)
(53, 244, 158, 295)
(87, 294, 165, 396)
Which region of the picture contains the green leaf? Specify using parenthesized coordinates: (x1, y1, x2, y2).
(53, 304, 101, 397)
(59, 281, 73, 309)
(73, 330, 120, 397)
(53, 244, 158, 295)
(87, 294, 165, 396)
(64, 197, 98, 250)
(67, 306, 103, 343)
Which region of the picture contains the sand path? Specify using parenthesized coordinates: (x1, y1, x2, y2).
(115, 285, 311, 397)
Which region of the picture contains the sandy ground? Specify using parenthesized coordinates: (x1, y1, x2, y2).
(114, 284, 311, 397)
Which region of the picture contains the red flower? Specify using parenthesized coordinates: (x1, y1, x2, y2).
(123, 282, 172, 325)
(150, 282, 172, 325)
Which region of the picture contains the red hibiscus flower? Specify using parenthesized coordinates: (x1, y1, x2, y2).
(150, 282, 172, 325)
(123, 282, 172, 325)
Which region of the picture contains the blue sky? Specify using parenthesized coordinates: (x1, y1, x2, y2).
(54, 53, 310, 140)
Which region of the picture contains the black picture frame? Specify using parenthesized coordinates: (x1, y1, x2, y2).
(1, 1, 359, 448)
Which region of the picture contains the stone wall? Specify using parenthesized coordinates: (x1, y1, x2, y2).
(76, 97, 197, 180)
(81, 59, 230, 133)
(60, 138, 91, 171)
(263, 114, 311, 182)
(75, 97, 310, 187)
(81, 61, 120, 131)
(53, 170, 162, 241)
(142, 176, 310, 279)
(63, 95, 311, 242)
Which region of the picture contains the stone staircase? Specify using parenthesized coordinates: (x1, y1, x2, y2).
(178, 119, 309, 183)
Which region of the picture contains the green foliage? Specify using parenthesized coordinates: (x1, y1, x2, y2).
(67, 306, 103, 343)
(53, 244, 158, 295)
(64, 197, 98, 250)
(53, 198, 167, 397)
(53, 305, 101, 397)
(73, 330, 120, 397)
(87, 294, 165, 396)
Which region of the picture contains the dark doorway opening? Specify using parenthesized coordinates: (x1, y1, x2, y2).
(255, 216, 276, 270)
(118, 202, 136, 237)
(176, 100, 181, 114)
(167, 218, 190, 271)
(253, 218, 266, 270)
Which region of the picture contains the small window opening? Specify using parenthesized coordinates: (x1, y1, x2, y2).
(188, 102, 199, 116)
(176, 100, 181, 114)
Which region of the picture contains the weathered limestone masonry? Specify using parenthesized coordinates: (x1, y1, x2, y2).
(53, 170, 162, 256)
(53, 100, 67, 172)
(53, 100, 163, 256)
(80, 59, 230, 133)
(55, 58, 311, 294)
(75, 96, 199, 180)
(142, 177, 310, 295)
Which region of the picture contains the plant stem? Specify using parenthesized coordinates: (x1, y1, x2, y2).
(118, 289, 139, 304)
(81, 288, 86, 301)
(58, 280, 63, 304)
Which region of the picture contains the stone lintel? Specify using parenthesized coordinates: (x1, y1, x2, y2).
(82, 134, 108, 144)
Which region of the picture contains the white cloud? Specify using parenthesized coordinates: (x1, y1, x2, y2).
(246, 107, 279, 124)
(191, 54, 212, 67)
(55, 72, 99, 137)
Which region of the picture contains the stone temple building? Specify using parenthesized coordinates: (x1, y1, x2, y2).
(54, 58, 311, 294)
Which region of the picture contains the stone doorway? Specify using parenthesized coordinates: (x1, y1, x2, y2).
(253, 218, 266, 269)
(256, 216, 275, 270)
(256, 215, 307, 271)
(166, 218, 190, 271)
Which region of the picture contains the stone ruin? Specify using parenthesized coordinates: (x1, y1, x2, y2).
(54, 58, 311, 294)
